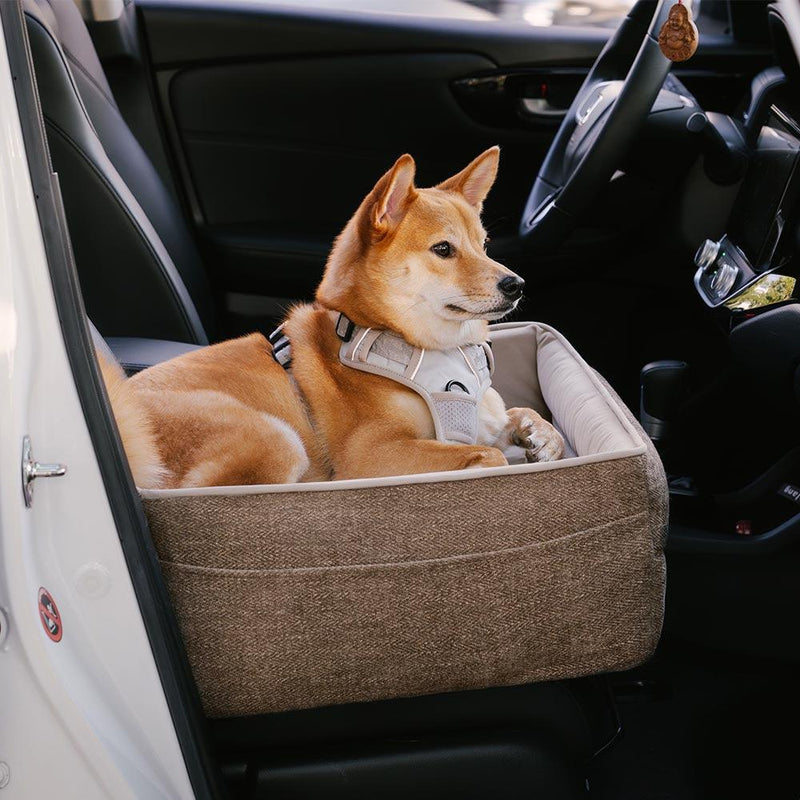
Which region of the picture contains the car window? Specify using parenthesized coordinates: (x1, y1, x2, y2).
(465, 0, 638, 29)
(150, 0, 729, 34)
(464, 0, 730, 34)
(260, 0, 725, 34)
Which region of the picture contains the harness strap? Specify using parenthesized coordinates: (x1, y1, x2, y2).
(270, 312, 356, 369)
(337, 316, 494, 445)
(268, 324, 292, 368)
(269, 312, 494, 445)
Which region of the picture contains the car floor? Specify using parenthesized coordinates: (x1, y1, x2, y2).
(587, 643, 800, 799)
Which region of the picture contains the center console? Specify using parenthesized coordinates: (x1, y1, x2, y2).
(664, 76, 800, 552)
(658, 22, 800, 667)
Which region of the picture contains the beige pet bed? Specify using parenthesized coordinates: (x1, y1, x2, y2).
(141, 322, 667, 718)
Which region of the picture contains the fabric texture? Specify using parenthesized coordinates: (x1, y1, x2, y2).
(142, 322, 668, 717)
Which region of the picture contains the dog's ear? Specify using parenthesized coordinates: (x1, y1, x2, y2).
(369, 154, 417, 237)
(437, 146, 500, 210)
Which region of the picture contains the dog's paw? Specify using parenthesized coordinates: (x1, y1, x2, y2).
(508, 409, 564, 463)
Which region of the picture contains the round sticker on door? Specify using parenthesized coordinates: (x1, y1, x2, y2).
(38, 587, 63, 642)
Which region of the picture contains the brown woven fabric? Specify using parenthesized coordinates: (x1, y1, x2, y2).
(142, 324, 667, 717)
(145, 449, 666, 717)
(149, 459, 650, 571)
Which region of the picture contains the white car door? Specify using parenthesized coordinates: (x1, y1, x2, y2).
(0, 6, 199, 798)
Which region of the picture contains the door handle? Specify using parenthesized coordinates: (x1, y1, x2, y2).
(452, 69, 584, 129)
(519, 97, 568, 120)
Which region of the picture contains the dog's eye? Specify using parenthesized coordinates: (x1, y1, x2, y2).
(483, 237, 491, 252)
(431, 241, 453, 259)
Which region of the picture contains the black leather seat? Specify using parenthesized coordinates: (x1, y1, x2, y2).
(23, 0, 214, 346)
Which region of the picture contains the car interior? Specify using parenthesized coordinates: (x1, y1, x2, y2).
(9, 0, 800, 796)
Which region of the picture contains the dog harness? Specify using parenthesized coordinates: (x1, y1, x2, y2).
(269, 313, 494, 445)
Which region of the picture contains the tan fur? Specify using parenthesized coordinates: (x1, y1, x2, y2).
(97, 352, 171, 488)
(99, 147, 563, 487)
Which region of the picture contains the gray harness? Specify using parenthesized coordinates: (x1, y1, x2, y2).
(270, 313, 494, 445)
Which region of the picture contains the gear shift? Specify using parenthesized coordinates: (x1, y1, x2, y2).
(640, 361, 691, 447)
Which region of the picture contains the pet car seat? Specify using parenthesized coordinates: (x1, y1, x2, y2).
(141, 321, 667, 717)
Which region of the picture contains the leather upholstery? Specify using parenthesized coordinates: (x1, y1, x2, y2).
(88, 317, 118, 365)
(23, 0, 214, 344)
(106, 336, 204, 374)
(89, 318, 200, 374)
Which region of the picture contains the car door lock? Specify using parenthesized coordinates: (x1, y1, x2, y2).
(21, 436, 67, 508)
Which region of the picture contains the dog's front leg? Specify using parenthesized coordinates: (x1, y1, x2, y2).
(335, 433, 508, 480)
(478, 389, 564, 463)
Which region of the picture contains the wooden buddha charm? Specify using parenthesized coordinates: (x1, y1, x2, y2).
(658, 1, 698, 62)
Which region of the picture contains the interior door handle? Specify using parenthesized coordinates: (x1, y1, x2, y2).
(519, 97, 568, 120)
(452, 69, 585, 128)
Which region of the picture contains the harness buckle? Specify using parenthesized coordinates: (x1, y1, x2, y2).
(335, 313, 356, 342)
(268, 323, 292, 369)
(267, 323, 285, 346)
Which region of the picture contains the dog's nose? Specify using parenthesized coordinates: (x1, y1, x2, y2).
(497, 275, 525, 300)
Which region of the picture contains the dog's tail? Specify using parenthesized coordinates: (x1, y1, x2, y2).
(96, 351, 169, 489)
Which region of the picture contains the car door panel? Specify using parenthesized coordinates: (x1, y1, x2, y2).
(137, 1, 610, 325)
(170, 53, 501, 231)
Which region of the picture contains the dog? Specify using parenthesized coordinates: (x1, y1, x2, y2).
(101, 147, 564, 488)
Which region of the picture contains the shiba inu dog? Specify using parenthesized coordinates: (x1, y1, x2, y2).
(101, 147, 564, 488)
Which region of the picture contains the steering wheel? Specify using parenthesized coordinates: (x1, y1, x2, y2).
(520, 0, 674, 251)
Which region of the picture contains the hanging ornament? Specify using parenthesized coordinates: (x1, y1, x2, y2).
(658, 1, 698, 62)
